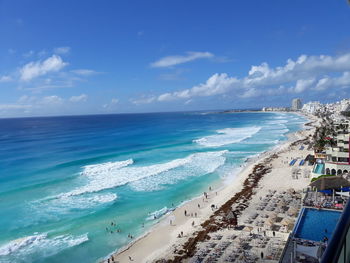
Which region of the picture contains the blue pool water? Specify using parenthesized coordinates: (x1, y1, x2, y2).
(295, 208, 341, 241)
(0, 111, 307, 263)
(314, 163, 325, 174)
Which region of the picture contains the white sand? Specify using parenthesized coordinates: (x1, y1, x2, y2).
(106, 113, 318, 263)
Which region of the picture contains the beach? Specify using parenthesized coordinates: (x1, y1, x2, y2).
(107, 113, 318, 263)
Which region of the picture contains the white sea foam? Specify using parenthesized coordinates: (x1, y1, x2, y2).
(0, 233, 88, 258)
(194, 126, 261, 147)
(130, 150, 228, 191)
(266, 119, 288, 125)
(58, 151, 227, 197)
(0, 234, 47, 256)
(146, 206, 175, 220)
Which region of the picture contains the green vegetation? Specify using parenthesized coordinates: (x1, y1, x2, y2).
(313, 118, 336, 152)
(311, 174, 336, 182)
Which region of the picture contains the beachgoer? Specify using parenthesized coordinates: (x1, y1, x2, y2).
(170, 220, 172, 225)
(184, 210, 187, 216)
(209, 186, 212, 191)
(261, 251, 264, 259)
(273, 231, 275, 237)
(198, 204, 200, 208)
(181, 231, 183, 237)
(192, 221, 195, 226)
(195, 212, 197, 217)
(129, 256, 133, 261)
(142, 223, 144, 228)
(108, 258, 110, 263)
(178, 234, 181, 238)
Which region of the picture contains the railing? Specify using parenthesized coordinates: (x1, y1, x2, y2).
(321, 200, 350, 263)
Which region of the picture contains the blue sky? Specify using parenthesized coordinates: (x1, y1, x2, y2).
(1, 0, 350, 117)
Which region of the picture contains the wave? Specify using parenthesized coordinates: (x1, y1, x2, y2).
(266, 119, 288, 125)
(146, 206, 175, 220)
(0, 233, 88, 260)
(56, 151, 227, 197)
(57, 159, 134, 198)
(194, 126, 261, 147)
(130, 150, 227, 191)
(32, 193, 118, 217)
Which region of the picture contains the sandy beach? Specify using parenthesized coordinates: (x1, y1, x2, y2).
(105, 113, 318, 263)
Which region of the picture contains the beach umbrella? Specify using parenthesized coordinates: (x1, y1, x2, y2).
(281, 218, 293, 226)
(243, 226, 253, 232)
(270, 212, 278, 218)
(288, 207, 298, 216)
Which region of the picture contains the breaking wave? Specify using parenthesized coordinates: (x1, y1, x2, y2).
(0, 233, 88, 261)
(194, 126, 261, 147)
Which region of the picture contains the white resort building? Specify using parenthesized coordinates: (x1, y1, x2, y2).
(325, 121, 350, 175)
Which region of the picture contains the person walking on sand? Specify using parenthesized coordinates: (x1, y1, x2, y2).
(170, 220, 172, 225)
(198, 203, 200, 208)
(192, 221, 195, 226)
(184, 210, 187, 216)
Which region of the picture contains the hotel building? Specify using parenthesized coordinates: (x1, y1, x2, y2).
(325, 121, 350, 175)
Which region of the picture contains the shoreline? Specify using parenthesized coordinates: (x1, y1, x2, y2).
(104, 112, 317, 263)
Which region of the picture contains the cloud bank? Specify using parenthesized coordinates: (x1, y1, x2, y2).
(135, 52, 350, 104)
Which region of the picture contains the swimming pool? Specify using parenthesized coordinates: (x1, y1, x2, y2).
(313, 163, 325, 174)
(294, 208, 341, 242)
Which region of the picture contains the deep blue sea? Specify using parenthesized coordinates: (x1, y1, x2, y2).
(0, 111, 306, 263)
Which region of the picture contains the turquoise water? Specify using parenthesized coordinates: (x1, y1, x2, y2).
(0, 111, 307, 263)
(314, 163, 325, 174)
(295, 208, 341, 241)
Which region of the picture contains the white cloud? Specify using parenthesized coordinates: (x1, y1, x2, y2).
(0, 75, 12, 82)
(0, 95, 68, 117)
(102, 98, 119, 109)
(23, 50, 34, 58)
(41, 95, 64, 105)
(71, 69, 98, 76)
(151, 51, 214, 68)
(0, 104, 31, 110)
(20, 55, 68, 81)
(289, 78, 315, 93)
(135, 52, 350, 103)
(130, 96, 156, 105)
(54, 46, 71, 54)
(69, 94, 88, 102)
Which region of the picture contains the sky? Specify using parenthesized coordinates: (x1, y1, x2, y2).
(1, 0, 350, 117)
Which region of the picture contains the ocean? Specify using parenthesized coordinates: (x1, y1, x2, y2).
(0, 111, 306, 263)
